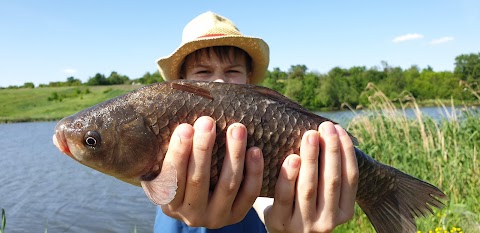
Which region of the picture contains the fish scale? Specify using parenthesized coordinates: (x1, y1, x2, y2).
(54, 80, 447, 233)
(171, 84, 308, 196)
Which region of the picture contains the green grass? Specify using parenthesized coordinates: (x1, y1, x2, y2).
(0, 85, 141, 122)
(334, 85, 480, 233)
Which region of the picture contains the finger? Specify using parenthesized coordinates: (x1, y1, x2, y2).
(296, 130, 320, 216)
(318, 122, 342, 218)
(335, 124, 358, 222)
(160, 123, 194, 208)
(183, 116, 216, 211)
(144, 123, 193, 211)
(209, 123, 248, 223)
(232, 146, 264, 221)
(265, 154, 301, 230)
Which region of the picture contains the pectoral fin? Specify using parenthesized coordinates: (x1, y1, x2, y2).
(141, 161, 178, 205)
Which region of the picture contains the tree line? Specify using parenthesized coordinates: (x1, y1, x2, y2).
(260, 62, 478, 110)
(259, 53, 479, 109)
(4, 52, 479, 110)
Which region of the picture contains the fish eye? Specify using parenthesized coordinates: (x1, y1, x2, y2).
(84, 131, 101, 148)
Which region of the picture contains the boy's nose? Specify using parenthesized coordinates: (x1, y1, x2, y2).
(212, 72, 226, 82)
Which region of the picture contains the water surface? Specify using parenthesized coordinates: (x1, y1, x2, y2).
(0, 122, 155, 233)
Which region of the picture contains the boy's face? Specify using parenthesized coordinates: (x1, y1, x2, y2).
(182, 48, 250, 84)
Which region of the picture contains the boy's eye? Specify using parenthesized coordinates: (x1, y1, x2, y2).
(228, 69, 243, 74)
(195, 70, 209, 74)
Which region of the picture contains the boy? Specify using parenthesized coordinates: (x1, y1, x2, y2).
(146, 12, 358, 233)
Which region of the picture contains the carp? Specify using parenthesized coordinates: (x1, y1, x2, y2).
(53, 80, 446, 232)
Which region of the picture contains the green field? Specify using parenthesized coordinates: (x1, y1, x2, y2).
(0, 85, 141, 122)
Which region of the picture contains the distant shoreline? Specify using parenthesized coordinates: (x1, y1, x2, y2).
(1, 84, 478, 124)
(0, 85, 140, 124)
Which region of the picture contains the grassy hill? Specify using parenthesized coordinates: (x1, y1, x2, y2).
(0, 85, 141, 123)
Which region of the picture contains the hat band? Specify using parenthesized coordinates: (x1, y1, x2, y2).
(197, 33, 227, 39)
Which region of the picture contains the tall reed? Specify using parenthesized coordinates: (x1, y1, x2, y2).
(335, 83, 480, 232)
(1, 208, 5, 233)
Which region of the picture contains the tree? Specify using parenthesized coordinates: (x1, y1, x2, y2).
(300, 74, 320, 109)
(66, 76, 82, 86)
(454, 53, 480, 82)
(378, 66, 405, 98)
(324, 67, 361, 108)
(87, 73, 108, 86)
(22, 82, 34, 88)
(404, 65, 421, 97)
(260, 67, 287, 93)
(284, 78, 303, 104)
(348, 66, 369, 91)
(107, 71, 129, 85)
(288, 65, 308, 79)
(318, 74, 340, 109)
(137, 71, 163, 84)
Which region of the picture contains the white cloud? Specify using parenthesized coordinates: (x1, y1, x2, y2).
(429, 36, 454, 45)
(392, 33, 424, 43)
(63, 68, 77, 75)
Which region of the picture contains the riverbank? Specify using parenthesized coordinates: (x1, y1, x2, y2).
(0, 85, 140, 123)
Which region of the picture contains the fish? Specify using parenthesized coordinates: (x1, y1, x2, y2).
(53, 80, 447, 233)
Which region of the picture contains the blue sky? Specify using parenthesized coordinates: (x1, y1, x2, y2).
(1, 1, 479, 87)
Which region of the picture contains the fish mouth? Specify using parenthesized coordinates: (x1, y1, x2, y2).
(53, 129, 73, 157)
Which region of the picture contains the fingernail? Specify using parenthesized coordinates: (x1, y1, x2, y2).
(176, 124, 193, 139)
(196, 117, 214, 132)
(321, 122, 336, 135)
(307, 132, 319, 145)
(250, 148, 262, 160)
(334, 124, 347, 136)
(288, 156, 300, 168)
(231, 124, 246, 140)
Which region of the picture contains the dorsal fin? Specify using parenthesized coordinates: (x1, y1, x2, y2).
(171, 82, 214, 100)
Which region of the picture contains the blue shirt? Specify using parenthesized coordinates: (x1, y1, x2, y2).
(154, 206, 267, 233)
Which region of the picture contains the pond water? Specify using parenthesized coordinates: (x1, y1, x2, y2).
(0, 121, 155, 232)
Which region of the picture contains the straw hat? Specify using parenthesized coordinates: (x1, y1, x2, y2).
(156, 11, 270, 84)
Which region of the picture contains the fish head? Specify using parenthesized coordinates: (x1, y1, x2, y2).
(53, 103, 161, 187)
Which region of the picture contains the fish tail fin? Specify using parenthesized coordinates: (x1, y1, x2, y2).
(358, 168, 447, 233)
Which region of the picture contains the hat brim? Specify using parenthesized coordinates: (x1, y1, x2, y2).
(157, 35, 269, 84)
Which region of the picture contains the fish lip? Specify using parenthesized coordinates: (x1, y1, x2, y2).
(54, 129, 73, 157)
